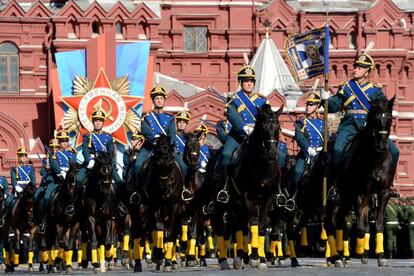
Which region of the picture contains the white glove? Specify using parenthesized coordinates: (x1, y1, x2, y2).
(320, 90, 330, 100)
(87, 159, 95, 169)
(60, 170, 67, 179)
(307, 147, 317, 157)
(15, 186, 23, 193)
(199, 168, 206, 174)
(154, 134, 160, 139)
(200, 160, 207, 169)
(243, 125, 254, 135)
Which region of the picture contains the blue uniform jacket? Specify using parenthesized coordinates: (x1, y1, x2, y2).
(174, 132, 187, 157)
(10, 164, 36, 190)
(82, 131, 115, 163)
(141, 111, 176, 147)
(0, 176, 9, 195)
(294, 117, 325, 152)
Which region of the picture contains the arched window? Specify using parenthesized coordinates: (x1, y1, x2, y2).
(115, 22, 123, 35)
(92, 21, 100, 36)
(0, 42, 19, 93)
(349, 31, 356, 49)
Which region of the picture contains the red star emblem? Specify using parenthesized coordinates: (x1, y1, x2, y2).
(61, 69, 142, 146)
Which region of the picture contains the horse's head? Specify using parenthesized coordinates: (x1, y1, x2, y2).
(65, 162, 81, 192)
(366, 96, 395, 152)
(153, 135, 175, 169)
(253, 104, 283, 160)
(94, 152, 113, 187)
(184, 133, 200, 170)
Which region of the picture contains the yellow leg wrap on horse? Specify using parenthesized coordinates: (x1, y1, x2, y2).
(106, 245, 114, 259)
(151, 231, 156, 245)
(235, 231, 243, 252)
(189, 239, 196, 256)
(343, 240, 350, 257)
(58, 248, 64, 259)
(199, 244, 206, 257)
(123, 235, 130, 252)
(364, 233, 370, 251)
(285, 241, 291, 256)
(276, 241, 283, 257)
(250, 225, 259, 249)
(181, 225, 188, 242)
(327, 235, 338, 256)
(28, 251, 34, 265)
(217, 236, 227, 259)
(13, 253, 19, 265)
(133, 239, 140, 260)
(65, 250, 73, 266)
(82, 243, 88, 261)
(269, 240, 277, 256)
(48, 250, 53, 265)
(258, 236, 266, 258)
(145, 240, 151, 256)
(375, 232, 384, 254)
(320, 225, 327, 240)
(52, 249, 58, 260)
(288, 240, 296, 258)
(41, 250, 48, 263)
(128, 248, 133, 260)
(325, 241, 331, 258)
(208, 236, 214, 251)
(233, 242, 237, 256)
(4, 251, 9, 265)
(165, 242, 174, 260)
(356, 237, 365, 255)
(91, 249, 98, 264)
(112, 245, 117, 259)
(156, 231, 164, 249)
(139, 246, 144, 259)
(99, 245, 105, 263)
(336, 230, 344, 251)
(196, 247, 199, 259)
(172, 245, 177, 262)
(2, 249, 5, 260)
(300, 227, 308, 246)
(77, 249, 82, 264)
(243, 236, 249, 254)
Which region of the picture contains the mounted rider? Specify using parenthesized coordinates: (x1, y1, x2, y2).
(132, 84, 187, 181)
(75, 108, 123, 190)
(175, 110, 191, 158)
(221, 65, 267, 180)
(320, 52, 400, 198)
(123, 132, 145, 180)
(5, 144, 36, 227)
(290, 92, 324, 193)
(195, 123, 211, 173)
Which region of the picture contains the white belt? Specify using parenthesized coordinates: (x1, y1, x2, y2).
(346, 109, 368, 115)
(410, 222, 414, 225)
(386, 221, 399, 225)
(61, 167, 69, 172)
(17, 180, 29, 185)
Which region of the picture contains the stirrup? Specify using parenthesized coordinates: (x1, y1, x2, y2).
(129, 192, 141, 205)
(202, 201, 215, 215)
(327, 186, 338, 200)
(37, 223, 46, 235)
(275, 194, 287, 207)
(284, 198, 296, 212)
(181, 188, 193, 202)
(217, 189, 229, 204)
(64, 205, 75, 217)
(118, 203, 128, 217)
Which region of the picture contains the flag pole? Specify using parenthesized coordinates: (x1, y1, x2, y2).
(322, 3, 330, 210)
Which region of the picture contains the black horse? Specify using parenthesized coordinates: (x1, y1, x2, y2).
(2, 183, 37, 272)
(82, 152, 117, 272)
(324, 96, 396, 267)
(233, 104, 283, 269)
(44, 163, 81, 273)
(136, 135, 185, 272)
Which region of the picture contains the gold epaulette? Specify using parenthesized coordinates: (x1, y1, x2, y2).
(372, 82, 383, 88)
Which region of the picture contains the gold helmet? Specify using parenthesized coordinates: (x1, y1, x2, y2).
(57, 129, 70, 140)
(176, 111, 191, 123)
(237, 65, 256, 82)
(16, 146, 28, 156)
(354, 53, 375, 72)
(131, 132, 145, 141)
(150, 85, 167, 99)
(195, 123, 209, 136)
(49, 138, 59, 148)
(306, 91, 321, 105)
(91, 108, 106, 121)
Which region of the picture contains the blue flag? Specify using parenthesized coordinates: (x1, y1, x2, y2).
(285, 26, 330, 82)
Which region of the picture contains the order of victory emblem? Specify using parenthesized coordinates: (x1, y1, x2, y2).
(60, 69, 142, 146)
